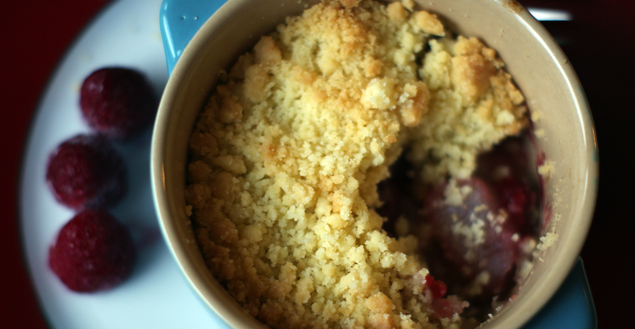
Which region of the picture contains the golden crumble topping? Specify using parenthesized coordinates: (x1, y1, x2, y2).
(409, 36, 528, 182)
(185, 1, 528, 328)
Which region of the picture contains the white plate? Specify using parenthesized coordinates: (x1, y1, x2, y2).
(19, 0, 229, 327)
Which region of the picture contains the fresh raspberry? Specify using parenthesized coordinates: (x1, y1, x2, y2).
(46, 134, 127, 210)
(49, 210, 136, 292)
(80, 67, 157, 140)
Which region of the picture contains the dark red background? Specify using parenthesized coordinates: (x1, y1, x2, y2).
(2, 0, 634, 327)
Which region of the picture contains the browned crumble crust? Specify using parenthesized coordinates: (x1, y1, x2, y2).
(185, 1, 528, 328)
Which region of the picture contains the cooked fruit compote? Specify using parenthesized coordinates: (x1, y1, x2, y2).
(185, 1, 541, 328)
(379, 134, 540, 322)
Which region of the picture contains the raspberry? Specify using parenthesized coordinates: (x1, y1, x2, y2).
(425, 275, 447, 299)
(80, 67, 157, 140)
(495, 176, 533, 232)
(431, 296, 466, 319)
(46, 134, 127, 210)
(424, 178, 520, 295)
(497, 177, 529, 216)
(49, 210, 136, 292)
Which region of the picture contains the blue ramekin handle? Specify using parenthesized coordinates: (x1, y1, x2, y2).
(158, 1, 596, 328)
(159, 0, 228, 75)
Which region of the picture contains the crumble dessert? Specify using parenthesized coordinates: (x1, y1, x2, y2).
(185, 1, 534, 328)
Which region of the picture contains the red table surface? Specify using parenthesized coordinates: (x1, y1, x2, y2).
(2, 0, 634, 328)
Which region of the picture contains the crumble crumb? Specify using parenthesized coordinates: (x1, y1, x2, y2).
(538, 160, 555, 178)
(536, 231, 557, 251)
